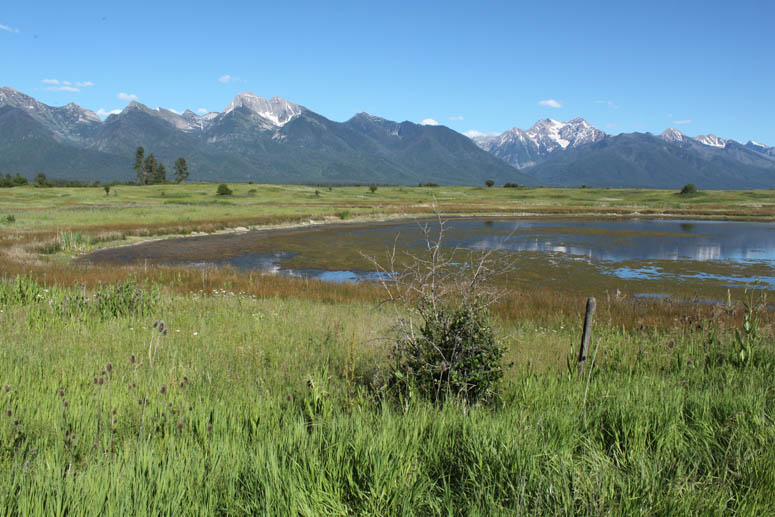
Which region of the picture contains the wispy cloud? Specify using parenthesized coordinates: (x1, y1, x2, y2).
(421, 118, 439, 126)
(218, 74, 241, 83)
(674, 119, 692, 125)
(0, 24, 20, 33)
(538, 99, 562, 109)
(197, 108, 207, 114)
(594, 99, 620, 109)
(41, 78, 94, 93)
(47, 86, 79, 92)
(464, 130, 486, 138)
(96, 108, 121, 118)
(448, 115, 464, 121)
(117, 92, 138, 101)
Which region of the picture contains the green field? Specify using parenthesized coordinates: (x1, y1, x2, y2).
(1, 184, 775, 515)
(2, 183, 775, 233)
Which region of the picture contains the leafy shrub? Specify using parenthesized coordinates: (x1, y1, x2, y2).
(680, 184, 698, 195)
(4, 215, 15, 224)
(418, 182, 439, 187)
(387, 297, 504, 404)
(369, 216, 508, 405)
(216, 184, 233, 196)
(336, 210, 351, 220)
(485, 179, 495, 187)
(368, 184, 378, 193)
(503, 182, 519, 188)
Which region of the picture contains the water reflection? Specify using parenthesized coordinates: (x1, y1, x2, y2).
(81, 217, 775, 290)
(454, 219, 775, 263)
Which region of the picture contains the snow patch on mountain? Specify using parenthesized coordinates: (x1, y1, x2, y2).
(694, 134, 726, 148)
(224, 92, 302, 127)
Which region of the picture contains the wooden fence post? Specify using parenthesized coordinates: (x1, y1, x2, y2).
(578, 297, 596, 375)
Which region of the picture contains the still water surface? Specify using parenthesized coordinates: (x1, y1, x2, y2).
(83, 218, 775, 298)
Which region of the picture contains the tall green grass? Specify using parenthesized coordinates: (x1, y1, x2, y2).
(0, 278, 773, 514)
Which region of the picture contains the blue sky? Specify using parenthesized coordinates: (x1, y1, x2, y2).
(2, 0, 773, 144)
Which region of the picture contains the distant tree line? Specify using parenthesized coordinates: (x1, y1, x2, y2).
(133, 147, 189, 185)
(0, 171, 143, 189)
(0, 173, 29, 188)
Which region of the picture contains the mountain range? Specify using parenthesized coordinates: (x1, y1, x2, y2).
(1, 86, 773, 189)
(0, 87, 527, 185)
(473, 120, 775, 189)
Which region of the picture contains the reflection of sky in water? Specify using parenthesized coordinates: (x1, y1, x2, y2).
(193, 252, 393, 284)
(616, 265, 775, 289)
(432, 219, 775, 263)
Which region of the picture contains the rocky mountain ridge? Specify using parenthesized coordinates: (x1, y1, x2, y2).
(0, 86, 528, 185)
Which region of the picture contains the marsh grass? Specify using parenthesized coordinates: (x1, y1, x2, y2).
(0, 280, 773, 514)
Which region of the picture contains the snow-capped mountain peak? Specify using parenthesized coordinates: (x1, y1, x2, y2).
(224, 92, 302, 126)
(660, 128, 686, 143)
(471, 117, 606, 169)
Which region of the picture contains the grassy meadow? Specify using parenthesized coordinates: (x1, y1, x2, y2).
(1, 183, 775, 514)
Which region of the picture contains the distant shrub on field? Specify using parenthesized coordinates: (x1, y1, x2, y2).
(216, 184, 233, 196)
(680, 183, 698, 195)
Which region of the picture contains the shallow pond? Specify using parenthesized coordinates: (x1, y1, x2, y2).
(82, 217, 775, 300)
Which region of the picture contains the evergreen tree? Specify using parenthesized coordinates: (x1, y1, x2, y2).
(143, 154, 157, 185)
(134, 147, 146, 184)
(173, 157, 189, 183)
(154, 162, 167, 184)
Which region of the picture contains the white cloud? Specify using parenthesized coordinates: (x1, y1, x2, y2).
(448, 115, 464, 121)
(47, 86, 80, 92)
(421, 118, 439, 126)
(166, 108, 181, 114)
(464, 130, 486, 138)
(0, 24, 20, 33)
(197, 108, 207, 114)
(96, 108, 121, 118)
(674, 119, 692, 125)
(594, 99, 620, 109)
(605, 123, 617, 129)
(42, 79, 93, 90)
(219, 74, 239, 83)
(117, 92, 138, 101)
(538, 99, 563, 109)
